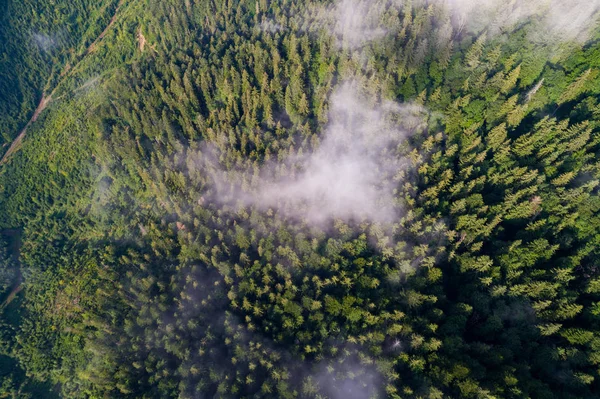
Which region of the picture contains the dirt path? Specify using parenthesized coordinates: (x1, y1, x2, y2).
(87, 0, 124, 55)
(1, 282, 23, 309)
(0, 0, 124, 165)
(0, 94, 52, 165)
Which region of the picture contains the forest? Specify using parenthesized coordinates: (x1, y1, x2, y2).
(1, 0, 600, 398)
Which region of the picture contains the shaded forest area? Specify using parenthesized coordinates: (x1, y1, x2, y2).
(1, 0, 600, 398)
(0, 0, 120, 151)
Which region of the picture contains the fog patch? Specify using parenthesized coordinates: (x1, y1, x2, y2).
(544, 0, 600, 43)
(303, 349, 384, 399)
(269, 0, 405, 49)
(72, 75, 104, 98)
(331, 0, 389, 49)
(443, 0, 600, 42)
(260, 19, 283, 33)
(313, 0, 600, 50)
(32, 33, 57, 52)
(207, 81, 428, 227)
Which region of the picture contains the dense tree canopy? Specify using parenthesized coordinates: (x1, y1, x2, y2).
(2, 0, 600, 398)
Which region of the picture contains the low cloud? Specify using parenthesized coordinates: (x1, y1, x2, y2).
(311, 0, 600, 47)
(207, 81, 428, 227)
(32, 33, 57, 52)
(279, 0, 404, 50)
(544, 0, 600, 42)
(331, 0, 389, 49)
(260, 19, 283, 34)
(443, 0, 600, 42)
(303, 349, 384, 399)
(295, 0, 600, 53)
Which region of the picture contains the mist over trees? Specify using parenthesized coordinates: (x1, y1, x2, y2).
(1, 0, 600, 398)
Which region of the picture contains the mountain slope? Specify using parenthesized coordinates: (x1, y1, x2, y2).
(1, 1, 600, 398)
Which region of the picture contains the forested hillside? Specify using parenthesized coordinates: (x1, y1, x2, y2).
(2, 0, 600, 398)
(0, 0, 121, 151)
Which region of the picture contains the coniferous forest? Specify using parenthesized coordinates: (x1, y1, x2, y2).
(2, 0, 600, 397)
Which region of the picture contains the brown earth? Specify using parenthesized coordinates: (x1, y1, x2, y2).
(0, 93, 52, 165)
(138, 28, 147, 52)
(1, 283, 23, 308)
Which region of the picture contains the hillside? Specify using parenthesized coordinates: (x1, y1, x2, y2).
(2, 0, 600, 398)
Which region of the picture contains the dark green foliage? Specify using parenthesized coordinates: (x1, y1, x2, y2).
(0, 0, 119, 150)
(1, 0, 600, 398)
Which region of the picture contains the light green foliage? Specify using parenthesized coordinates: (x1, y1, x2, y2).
(1, 0, 600, 398)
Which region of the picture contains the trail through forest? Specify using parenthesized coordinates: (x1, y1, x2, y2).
(0, 94, 52, 165)
(1, 277, 23, 309)
(0, 0, 124, 165)
(87, 0, 123, 54)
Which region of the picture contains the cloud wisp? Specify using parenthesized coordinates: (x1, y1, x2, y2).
(305, 350, 383, 399)
(32, 33, 58, 52)
(331, 0, 390, 49)
(207, 81, 428, 227)
(443, 0, 600, 42)
(296, 0, 600, 53)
